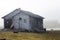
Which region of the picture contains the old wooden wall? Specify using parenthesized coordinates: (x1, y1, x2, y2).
(29, 16, 43, 32)
(13, 12, 31, 31)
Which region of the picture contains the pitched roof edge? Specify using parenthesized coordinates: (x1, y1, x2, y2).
(20, 10, 44, 19)
(2, 8, 44, 19)
(2, 8, 21, 19)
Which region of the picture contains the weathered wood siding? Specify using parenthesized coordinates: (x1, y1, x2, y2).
(29, 16, 43, 32)
(13, 12, 31, 31)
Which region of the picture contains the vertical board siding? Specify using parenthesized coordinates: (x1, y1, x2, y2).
(13, 12, 31, 31)
(30, 16, 44, 32)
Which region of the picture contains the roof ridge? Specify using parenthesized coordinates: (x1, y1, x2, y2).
(2, 8, 44, 19)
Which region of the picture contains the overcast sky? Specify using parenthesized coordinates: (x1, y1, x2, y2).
(0, 0, 60, 28)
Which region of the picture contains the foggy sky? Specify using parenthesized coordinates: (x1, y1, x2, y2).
(0, 0, 60, 29)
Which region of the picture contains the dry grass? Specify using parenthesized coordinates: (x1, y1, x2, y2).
(0, 31, 60, 40)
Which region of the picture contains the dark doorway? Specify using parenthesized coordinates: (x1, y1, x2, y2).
(4, 19, 12, 29)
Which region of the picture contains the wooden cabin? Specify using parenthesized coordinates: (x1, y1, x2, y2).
(2, 8, 46, 32)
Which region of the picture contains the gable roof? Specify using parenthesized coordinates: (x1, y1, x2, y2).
(2, 8, 21, 19)
(20, 10, 44, 19)
(2, 8, 44, 19)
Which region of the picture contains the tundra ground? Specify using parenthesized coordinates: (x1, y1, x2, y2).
(0, 31, 60, 40)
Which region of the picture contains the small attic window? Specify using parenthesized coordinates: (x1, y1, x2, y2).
(19, 18, 22, 20)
